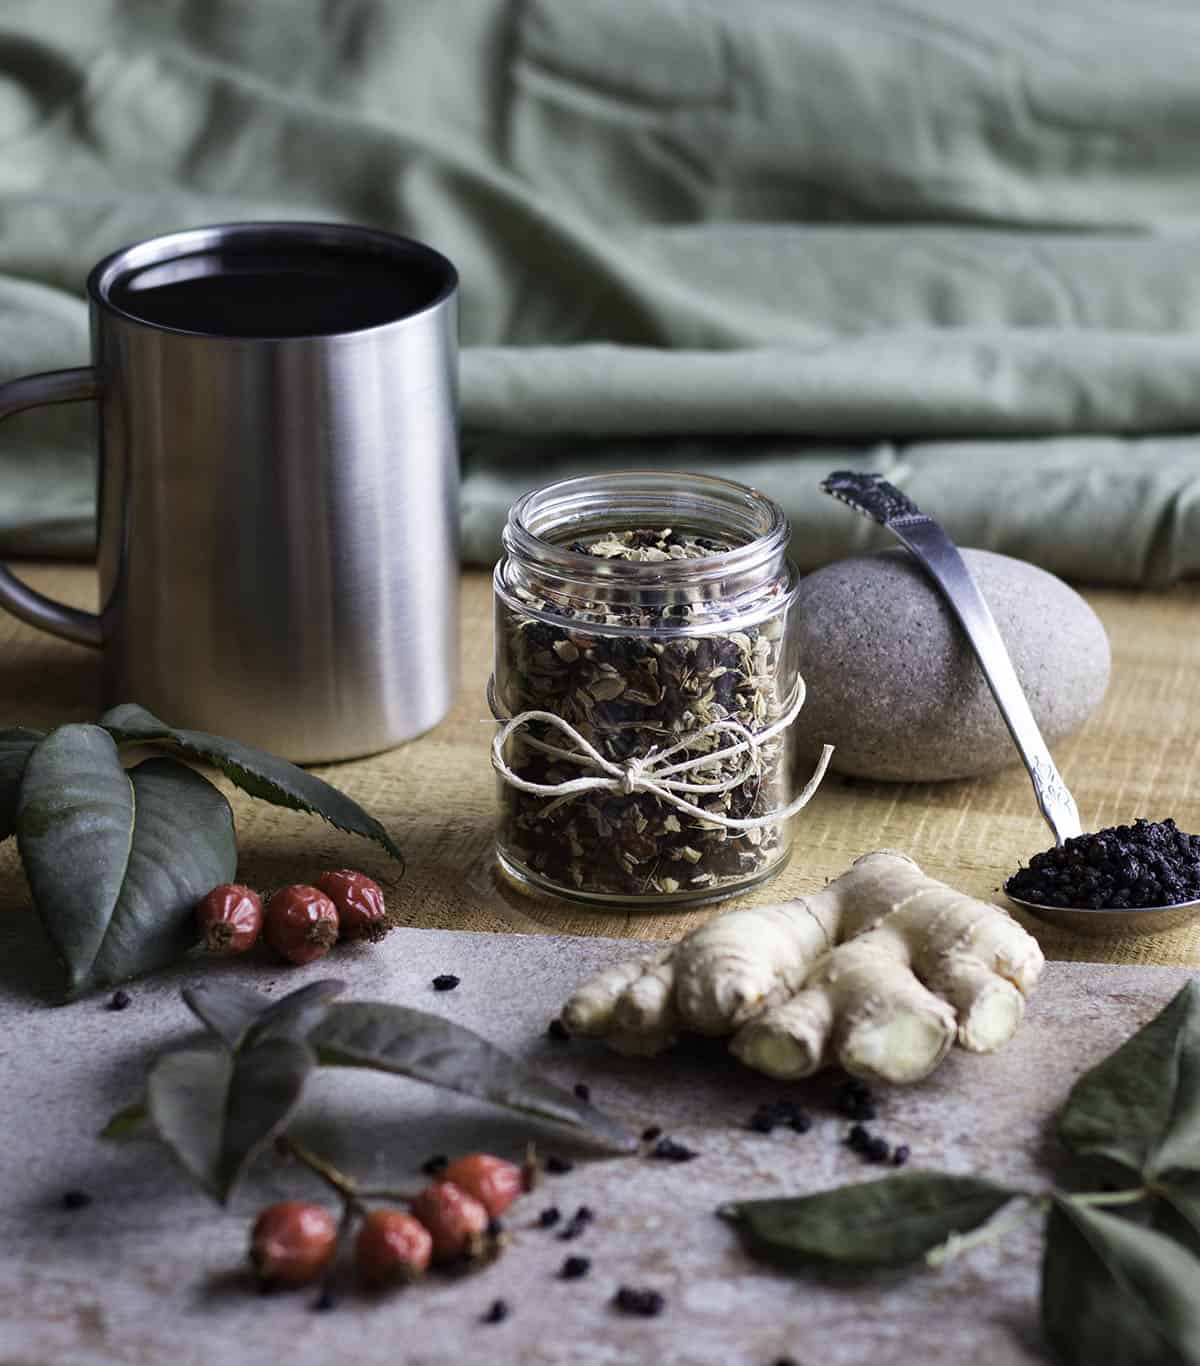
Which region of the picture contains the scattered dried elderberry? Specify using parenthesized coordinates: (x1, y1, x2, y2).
(537, 1206, 561, 1228)
(650, 1137, 697, 1163)
(547, 1018, 571, 1042)
(482, 1299, 510, 1324)
(432, 974, 460, 991)
(846, 1124, 871, 1153)
(558, 1206, 594, 1241)
(749, 1098, 812, 1135)
(892, 1144, 911, 1167)
(846, 1124, 897, 1164)
(641, 1126, 662, 1143)
(560, 1255, 591, 1280)
(573, 1083, 591, 1102)
(545, 1155, 574, 1175)
(61, 1190, 92, 1211)
(421, 1154, 449, 1177)
(614, 1286, 665, 1317)
(836, 1078, 877, 1122)
(108, 990, 132, 1012)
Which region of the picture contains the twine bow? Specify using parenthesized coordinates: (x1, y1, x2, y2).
(488, 676, 833, 832)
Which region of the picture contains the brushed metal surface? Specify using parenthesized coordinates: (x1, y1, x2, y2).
(0, 222, 459, 762)
(0, 368, 102, 647)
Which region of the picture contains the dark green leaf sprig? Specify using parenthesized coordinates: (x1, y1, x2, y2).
(720, 980, 1200, 1366)
(0, 705, 403, 999)
(103, 978, 638, 1203)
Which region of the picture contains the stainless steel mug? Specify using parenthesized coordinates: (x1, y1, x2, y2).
(0, 222, 459, 763)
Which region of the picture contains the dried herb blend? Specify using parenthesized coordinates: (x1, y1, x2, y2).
(494, 528, 797, 902)
(1006, 817, 1200, 909)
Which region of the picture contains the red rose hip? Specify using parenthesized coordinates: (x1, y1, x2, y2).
(356, 1209, 432, 1287)
(315, 869, 391, 943)
(441, 1154, 523, 1219)
(264, 885, 339, 965)
(249, 1201, 337, 1285)
(410, 1181, 490, 1264)
(195, 883, 263, 955)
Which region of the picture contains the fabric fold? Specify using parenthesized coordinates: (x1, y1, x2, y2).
(1, 0, 1200, 584)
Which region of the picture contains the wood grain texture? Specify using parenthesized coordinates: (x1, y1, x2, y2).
(1, 563, 1198, 967)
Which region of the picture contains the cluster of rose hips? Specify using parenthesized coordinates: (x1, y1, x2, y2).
(195, 869, 391, 965)
(249, 1152, 525, 1291)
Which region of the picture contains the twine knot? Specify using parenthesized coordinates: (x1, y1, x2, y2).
(487, 676, 832, 833)
(620, 756, 649, 796)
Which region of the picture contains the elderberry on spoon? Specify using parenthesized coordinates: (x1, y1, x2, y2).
(822, 471, 1200, 935)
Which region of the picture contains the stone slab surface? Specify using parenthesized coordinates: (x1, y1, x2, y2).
(0, 926, 1193, 1366)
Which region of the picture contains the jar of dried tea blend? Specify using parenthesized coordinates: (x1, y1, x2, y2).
(491, 472, 826, 906)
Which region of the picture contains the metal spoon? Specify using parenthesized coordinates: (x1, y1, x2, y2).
(820, 470, 1200, 935)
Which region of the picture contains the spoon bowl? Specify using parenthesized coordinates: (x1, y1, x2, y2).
(1003, 891, 1200, 936)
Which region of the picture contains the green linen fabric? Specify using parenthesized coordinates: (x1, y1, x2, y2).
(1, 0, 1200, 582)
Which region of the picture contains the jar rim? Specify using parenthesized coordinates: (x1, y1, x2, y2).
(492, 558, 800, 638)
(502, 470, 790, 587)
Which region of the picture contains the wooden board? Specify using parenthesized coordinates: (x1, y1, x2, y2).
(2, 563, 1200, 968)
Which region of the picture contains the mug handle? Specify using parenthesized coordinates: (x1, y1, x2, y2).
(0, 367, 102, 648)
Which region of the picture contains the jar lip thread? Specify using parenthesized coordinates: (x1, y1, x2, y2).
(502, 470, 790, 589)
(492, 559, 801, 638)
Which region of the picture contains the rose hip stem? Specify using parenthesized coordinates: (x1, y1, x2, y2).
(273, 1135, 423, 1310)
(275, 1135, 420, 1209)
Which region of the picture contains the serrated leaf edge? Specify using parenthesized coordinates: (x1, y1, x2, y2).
(101, 713, 404, 867)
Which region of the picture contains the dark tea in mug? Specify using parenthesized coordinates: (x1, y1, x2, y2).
(106, 243, 452, 337)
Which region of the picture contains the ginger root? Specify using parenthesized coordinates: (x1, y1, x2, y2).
(560, 850, 1044, 1085)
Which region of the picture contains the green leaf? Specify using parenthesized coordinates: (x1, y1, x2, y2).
(246, 980, 345, 1048)
(1060, 981, 1200, 1181)
(311, 1001, 637, 1153)
(100, 703, 404, 867)
(183, 981, 278, 1050)
(0, 726, 43, 841)
(146, 1037, 314, 1202)
(183, 978, 345, 1051)
(1042, 1198, 1200, 1366)
(100, 1101, 149, 1140)
(17, 727, 237, 996)
(1153, 1181, 1200, 1259)
(719, 1173, 1017, 1269)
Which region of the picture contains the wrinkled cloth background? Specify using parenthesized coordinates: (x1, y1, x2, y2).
(2, 0, 1200, 583)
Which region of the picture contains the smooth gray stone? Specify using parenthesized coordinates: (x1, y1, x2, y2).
(793, 548, 1110, 782)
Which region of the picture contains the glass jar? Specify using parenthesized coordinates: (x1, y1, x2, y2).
(491, 471, 807, 907)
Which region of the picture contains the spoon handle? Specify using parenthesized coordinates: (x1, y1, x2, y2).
(822, 471, 1082, 846)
